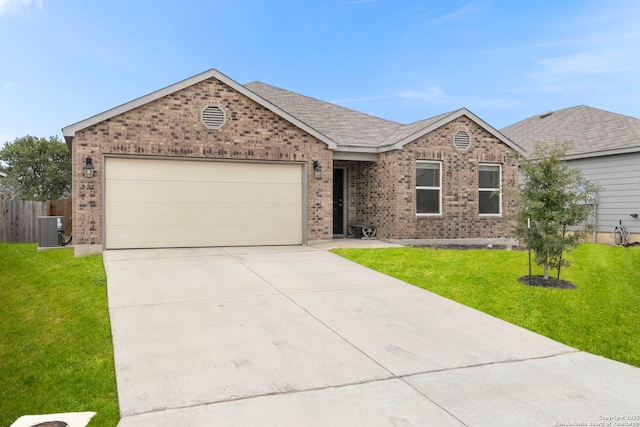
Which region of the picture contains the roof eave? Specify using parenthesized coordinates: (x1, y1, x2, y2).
(334, 145, 380, 153)
(565, 145, 640, 160)
(61, 68, 338, 150)
(333, 149, 378, 161)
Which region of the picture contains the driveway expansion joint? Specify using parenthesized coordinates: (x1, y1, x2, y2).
(122, 349, 581, 421)
(399, 347, 581, 379)
(228, 253, 399, 376)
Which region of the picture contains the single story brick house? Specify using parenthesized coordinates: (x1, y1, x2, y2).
(62, 69, 523, 255)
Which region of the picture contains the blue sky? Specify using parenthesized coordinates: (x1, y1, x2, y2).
(1, 0, 640, 146)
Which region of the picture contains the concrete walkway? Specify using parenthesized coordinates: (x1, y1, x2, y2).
(104, 244, 640, 426)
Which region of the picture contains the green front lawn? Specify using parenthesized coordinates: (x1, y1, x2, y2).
(333, 243, 640, 368)
(0, 243, 119, 427)
(1, 242, 637, 427)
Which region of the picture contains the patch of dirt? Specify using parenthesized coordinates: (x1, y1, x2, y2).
(518, 275, 577, 289)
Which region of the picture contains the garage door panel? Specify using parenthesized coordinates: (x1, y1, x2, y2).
(107, 225, 302, 248)
(105, 158, 303, 249)
(109, 182, 301, 202)
(108, 160, 301, 184)
(107, 203, 302, 225)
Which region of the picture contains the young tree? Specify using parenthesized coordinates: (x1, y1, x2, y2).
(0, 135, 71, 201)
(515, 141, 595, 280)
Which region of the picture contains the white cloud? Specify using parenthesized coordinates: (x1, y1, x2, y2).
(427, 3, 479, 24)
(483, 1, 640, 107)
(0, 0, 40, 15)
(397, 85, 453, 103)
(476, 39, 580, 56)
(396, 86, 520, 111)
(2, 82, 18, 89)
(535, 53, 613, 78)
(396, 85, 518, 111)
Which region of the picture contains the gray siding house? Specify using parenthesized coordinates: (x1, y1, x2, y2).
(501, 105, 640, 244)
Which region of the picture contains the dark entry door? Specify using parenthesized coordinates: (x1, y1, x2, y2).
(333, 168, 344, 235)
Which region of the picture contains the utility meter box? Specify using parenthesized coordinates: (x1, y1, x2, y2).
(38, 216, 64, 247)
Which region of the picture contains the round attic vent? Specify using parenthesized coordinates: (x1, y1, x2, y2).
(453, 130, 471, 151)
(201, 105, 226, 130)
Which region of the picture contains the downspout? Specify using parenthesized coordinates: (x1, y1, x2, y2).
(593, 201, 598, 243)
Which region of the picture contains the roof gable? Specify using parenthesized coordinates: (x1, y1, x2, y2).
(501, 105, 640, 158)
(383, 108, 524, 154)
(62, 68, 522, 156)
(62, 69, 338, 150)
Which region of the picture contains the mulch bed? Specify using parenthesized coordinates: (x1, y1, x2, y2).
(518, 275, 577, 289)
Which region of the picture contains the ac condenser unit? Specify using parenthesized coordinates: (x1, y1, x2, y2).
(38, 216, 64, 247)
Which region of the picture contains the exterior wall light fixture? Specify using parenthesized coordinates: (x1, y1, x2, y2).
(313, 160, 322, 180)
(83, 157, 95, 178)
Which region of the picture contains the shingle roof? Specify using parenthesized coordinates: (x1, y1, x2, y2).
(379, 111, 455, 146)
(244, 82, 401, 147)
(244, 81, 522, 153)
(500, 105, 640, 158)
(63, 68, 521, 154)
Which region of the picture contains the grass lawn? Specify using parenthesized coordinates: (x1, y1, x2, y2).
(0, 243, 119, 427)
(333, 243, 640, 368)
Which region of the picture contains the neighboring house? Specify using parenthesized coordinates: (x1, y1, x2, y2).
(501, 105, 640, 244)
(62, 69, 523, 255)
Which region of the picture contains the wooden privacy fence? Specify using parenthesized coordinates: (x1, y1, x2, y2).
(0, 199, 46, 243)
(46, 198, 73, 236)
(0, 198, 72, 243)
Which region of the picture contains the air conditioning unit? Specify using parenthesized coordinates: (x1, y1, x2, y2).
(38, 216, 64, 247)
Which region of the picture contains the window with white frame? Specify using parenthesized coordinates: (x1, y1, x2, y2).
(479, 164, 501, 215)
(416, 161, 441, 215)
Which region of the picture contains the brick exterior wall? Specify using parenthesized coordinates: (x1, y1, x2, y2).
(72, 77, 333, 248)
(72, 76, 517, 249)
(352, 116, 518, 239)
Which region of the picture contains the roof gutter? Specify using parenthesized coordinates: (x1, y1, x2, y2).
(564, 145, 640, 160)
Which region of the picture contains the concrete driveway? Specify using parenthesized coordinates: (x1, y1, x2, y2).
(104, 245, 640, 426)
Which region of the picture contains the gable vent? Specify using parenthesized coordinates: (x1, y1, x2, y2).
(453, 130, 471, 151)
(201, 105, 226, 130)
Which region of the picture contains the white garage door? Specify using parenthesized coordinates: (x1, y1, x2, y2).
(105, 158, 304, 249)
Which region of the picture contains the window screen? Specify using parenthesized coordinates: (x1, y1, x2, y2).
(479, 164, 501, 215)
(416, 162, 441, 214)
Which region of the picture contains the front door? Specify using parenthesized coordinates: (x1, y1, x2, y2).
(333, 168, 345, 235)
